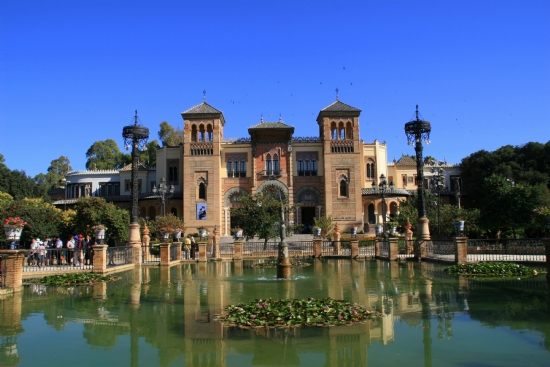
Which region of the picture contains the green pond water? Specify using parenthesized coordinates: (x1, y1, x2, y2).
(1, 259, 549, 367)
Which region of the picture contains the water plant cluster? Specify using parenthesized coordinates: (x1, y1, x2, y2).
(215, 297, 377, 328)
(444, 262, 539, 277)
(252, 260, 311, 268)
(31, 273, 120, 286)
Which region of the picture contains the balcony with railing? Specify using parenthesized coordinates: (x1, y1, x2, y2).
(258, 170, 283, 178)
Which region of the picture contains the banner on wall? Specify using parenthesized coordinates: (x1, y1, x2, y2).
(196, 203, 206, 220)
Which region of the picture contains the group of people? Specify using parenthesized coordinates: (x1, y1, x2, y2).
(27, 235, 95, 267)
(183, 234, 197, 259)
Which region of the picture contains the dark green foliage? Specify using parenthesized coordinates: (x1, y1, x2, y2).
(215, 297, 377, 328)
(31, 273, 120, 286)
(444, 262, 539, 277)
(0, 198, 64, 245)
(73, 197, 130, 241)
(252, 260, 311, 268)
(0, 154, 48, 201)
(158, 121, 183, 147)
(34, 155, 72, 192)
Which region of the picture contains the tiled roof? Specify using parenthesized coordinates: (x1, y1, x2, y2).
(51, 192, 183, 205)
(320, 100, 361, 113)
(67, 169, 119, 175)
(395, 155, 417, 166)
(182, 101, 222, 115)
(119, 163, 151, 172)
(249, 120, 294, 130)
(362, 188, 411, 196)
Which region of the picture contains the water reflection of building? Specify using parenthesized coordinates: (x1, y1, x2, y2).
(7, 261, 550, 366)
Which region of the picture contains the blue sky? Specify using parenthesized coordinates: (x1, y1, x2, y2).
(1, 0, 549, 177)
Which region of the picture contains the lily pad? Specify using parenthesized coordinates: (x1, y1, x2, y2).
(444, 262, 539, 277)
(215, 297, 378, 328)
(252, 260, 311, 268)
(29, 273, 120, 286)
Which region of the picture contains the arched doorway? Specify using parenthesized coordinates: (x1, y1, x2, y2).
(368, 204, 375, 224)
(294, 186, 322, 233)
(148, 206, 156, 220)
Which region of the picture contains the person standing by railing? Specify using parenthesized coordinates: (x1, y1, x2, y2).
(54, 237, 63, 265)
(75, 234, 84, 266)
(44, 237, 54, 266)
(183, 235, 191, 259)
(37, 240, 46, 268)
(84, 235, 93, 265)
(67, 236, 76, 266)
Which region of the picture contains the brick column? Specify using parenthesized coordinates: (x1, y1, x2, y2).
(198, 242, 207, 262)
(375, 240, 381, 258)
(313, 239, 322, 258)
(350, 240, 359, 258)
(173, 242, 182, 262)
(0, 250, 26, 292)
(159, 243, 170, 266)
(416, 240, 427, 261)
(233, 240, 243, 260)
(389, 238, 398, 261)
(93, 245, 107, 274)
(454, 237, 468, 264)
(543, 238, 550, 281)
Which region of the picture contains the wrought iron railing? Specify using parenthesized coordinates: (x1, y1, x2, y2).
(321, 240, 333, 256)
(339, 240, 351, 256)
(424, 240, 455, 261)
(170, 244, 179, 262)
(107, 246, 133, 267)
(467, 239, 545, 262)
(379, 241, 389, 258)
(242, 241, 279, 257)
(23, 249, 94, 272)
(358, 240, 375, 257)
(142, 244, 160, 263)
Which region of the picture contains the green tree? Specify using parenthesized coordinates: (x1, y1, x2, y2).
(85, 139, 131, 170)
(73, 197, 130, 241)
(230, 190, 294, 248)
(158, 121, 183, 147)
(0, 197, 64, 245)
(478, 174, 550, 238)
(35, 155, 73, 192)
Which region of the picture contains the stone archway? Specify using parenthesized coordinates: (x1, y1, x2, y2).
(257, 180, 288, 199)
(223, 187, 250, 235)
(294, 186, 322, 231)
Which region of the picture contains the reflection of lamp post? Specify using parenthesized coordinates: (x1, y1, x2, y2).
(122, 110, 149, 248)
(152, 177, 174, 216)
(372, 174, 395, 239)
(429, 160, 445, 238)
(405, 105, 432, 240)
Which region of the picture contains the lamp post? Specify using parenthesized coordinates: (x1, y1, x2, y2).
(122, 110, 149, 249)
(372, 174, 395, 239)
(405, 105, 432, 240)
(429, 160, 445, 238)
(152, 177, 174, 216)
(452, 177, 461, 209)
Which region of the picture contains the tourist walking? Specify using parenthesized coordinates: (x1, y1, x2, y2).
(55, 237, 63, 265)
(84, 235, 94, 265)
(183, 235, 191, 259)
(190, 235, 196, 259)
(37, 240, 46, 267)
(74, 234, 84, 266)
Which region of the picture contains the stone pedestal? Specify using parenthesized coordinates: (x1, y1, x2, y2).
(313, 239, 322, 257)
(417, 217, 430, 240)
(92, 245, 107, 274)
(212, 225, 220, 259)
(198, 242, 207, 262)
(350, 240, 359, 258)
(333, 240, 341, 255)
(159, 243, 170, 266)
(141, 225, 151, 262)
(389, 238, 398, 261)
(233, 240, 243, 260)
(127, 223, 142, 265)
(0, 250, 26, 292)
(454, 236, 468, 264)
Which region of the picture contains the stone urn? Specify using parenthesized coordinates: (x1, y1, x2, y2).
(313, 227, 322, 238)
(453, 220, 465, 234)
(350, 226, 358, 235)
(4, 225, 23, 241)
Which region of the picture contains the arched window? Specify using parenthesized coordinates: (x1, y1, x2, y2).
(191, 125, 197, 142)
(297, 157, 304, 175)
(233, 159, 239, 175)
(312, 157, 317, 176)
(168, 161, 178, 184)
(239, 158, 246, 177)
(170, 207, 178, 216)
(207, 124, 213, 142)
(198, 182, 206, 200)
(227, 158, 233, 177)
(331, 122, 337, 140)
(273, 154, 280, 173)
(339, 179, 348, 197)
(339, 122, 345, 139)
(346, 121, 353, 139)
(199, 124, 205, 142)
(266, 154, 272, 172)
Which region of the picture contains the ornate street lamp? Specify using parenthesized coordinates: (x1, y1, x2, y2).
(429, 159, 445, 238)
(152, 177, 174, 216)
(405, 105, 432, 240)
(372, 174, 395, 239)
(122, 110, 149, 248)
(267, 178, 291, 278)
